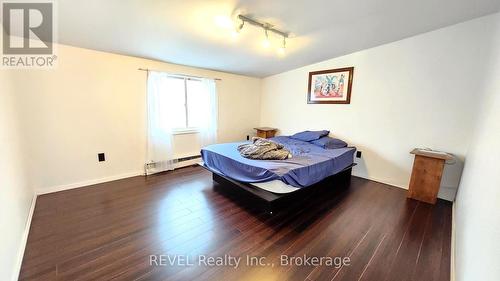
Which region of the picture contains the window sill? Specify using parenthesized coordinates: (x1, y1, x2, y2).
(172, 129, 200, 135)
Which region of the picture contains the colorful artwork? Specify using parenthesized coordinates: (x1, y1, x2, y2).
(307, 67, 354, 104)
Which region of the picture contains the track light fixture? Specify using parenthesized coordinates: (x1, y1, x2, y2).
(234, 14, 289, 56)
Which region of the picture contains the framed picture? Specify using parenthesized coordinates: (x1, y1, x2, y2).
(307, 67, 354, 104)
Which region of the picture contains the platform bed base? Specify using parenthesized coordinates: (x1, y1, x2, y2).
(206, 164, 355, 214)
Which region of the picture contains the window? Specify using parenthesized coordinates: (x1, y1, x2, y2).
(157, 77, 211, 132)
(146, 71, 217, 174)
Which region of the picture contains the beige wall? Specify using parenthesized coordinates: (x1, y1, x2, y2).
(0, 72, 34, 281)
(260, 14, 499, 200)
(10, 44, 261, 193)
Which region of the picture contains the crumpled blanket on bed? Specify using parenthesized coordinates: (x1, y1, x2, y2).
(237, 137, 292, 160)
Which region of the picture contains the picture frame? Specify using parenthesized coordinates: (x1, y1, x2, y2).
(307, 67, 354, 104)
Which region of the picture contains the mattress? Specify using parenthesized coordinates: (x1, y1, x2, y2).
(201, 136, 356, 188)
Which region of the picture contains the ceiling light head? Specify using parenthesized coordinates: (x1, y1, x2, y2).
(231, 19, 245, 39)
(277, 36, 286, 56)
(262, 28, 271, 48)
(237, 20, 245, 32)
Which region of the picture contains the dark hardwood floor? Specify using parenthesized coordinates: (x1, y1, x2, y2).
(19, 166, 451, 281)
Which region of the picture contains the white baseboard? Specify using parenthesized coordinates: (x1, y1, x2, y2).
(35, 162, 199, 195)
(352, 172, 408, 190)
(451, 201, 456, 281)
(438, 185, 458, 202)
(13, 193, 37, 281)
(352, 173, 455, 202)
(36, 171, 144, 195)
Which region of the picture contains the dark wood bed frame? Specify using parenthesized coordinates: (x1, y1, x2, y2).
(200, 163, 356, 214)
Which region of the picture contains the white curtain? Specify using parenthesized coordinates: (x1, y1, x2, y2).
(146, 71, 176, 175)
(198, 78, 218, 147)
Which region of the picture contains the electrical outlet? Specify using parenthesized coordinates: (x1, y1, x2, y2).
(356, 151, 362, 158)
(98, 153, 105, 162)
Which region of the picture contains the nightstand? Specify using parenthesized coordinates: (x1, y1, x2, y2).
(407, 148, 453, 204)
(254, 127, 277, 138)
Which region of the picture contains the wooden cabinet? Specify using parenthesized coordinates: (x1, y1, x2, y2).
(254, 127, 277, 139)
(408, 149, 453, 204)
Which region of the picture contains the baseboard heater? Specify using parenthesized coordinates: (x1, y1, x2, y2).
(145, 155, 201, 174)
(176, 155, 202, 162)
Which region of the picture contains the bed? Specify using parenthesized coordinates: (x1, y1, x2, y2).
(200, 136, 357, 213)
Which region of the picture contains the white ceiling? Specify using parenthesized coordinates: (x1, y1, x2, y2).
(58, 0, 500, 77)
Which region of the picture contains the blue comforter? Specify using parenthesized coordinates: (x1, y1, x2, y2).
(201, 136, 356, 188)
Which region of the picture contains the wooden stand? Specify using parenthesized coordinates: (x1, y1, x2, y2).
(254, 127, 277, 138)
(408, 148, 453, 204)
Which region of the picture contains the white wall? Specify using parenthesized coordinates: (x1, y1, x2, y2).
(0, 71, 35, 280)
(454, 14, 500, 281)
(260, 14, 499, 199)
(9, 44, 261, 193)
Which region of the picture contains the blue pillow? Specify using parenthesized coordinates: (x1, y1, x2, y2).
(311, 136, 348, 149)
(290, 130, 330, 142)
